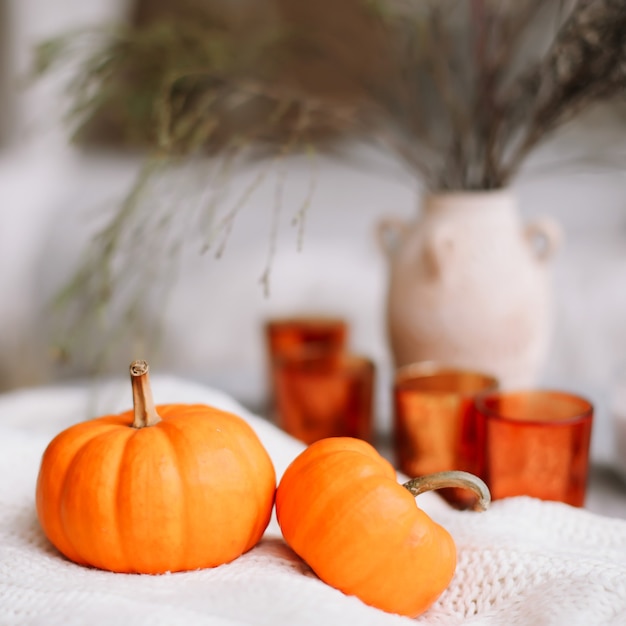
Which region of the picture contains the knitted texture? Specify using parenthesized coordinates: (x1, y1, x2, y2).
(1, 377, 625, 626)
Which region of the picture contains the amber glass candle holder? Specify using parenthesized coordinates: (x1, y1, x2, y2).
(273, 349, 374, 445)
(393, 363, 498, 508)
(265, 317, 348, 363)
(265, 317, 348, 410)
(474, 390, 593, 506)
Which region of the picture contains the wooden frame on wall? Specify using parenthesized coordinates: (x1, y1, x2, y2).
(76, 0, 379, 150)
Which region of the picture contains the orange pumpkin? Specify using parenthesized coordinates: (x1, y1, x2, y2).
(276, 437, 489, 617)
(36, 360, 276, 574)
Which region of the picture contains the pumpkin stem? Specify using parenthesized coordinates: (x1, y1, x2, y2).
(130, 360, 162, 428)
(402, 471, 491, 512)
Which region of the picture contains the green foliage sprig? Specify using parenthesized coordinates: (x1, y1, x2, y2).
(38, 13, 356, 370)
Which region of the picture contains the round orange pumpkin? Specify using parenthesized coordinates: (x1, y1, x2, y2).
(276, 437, 489, 617)
(36, 361, 276, 574)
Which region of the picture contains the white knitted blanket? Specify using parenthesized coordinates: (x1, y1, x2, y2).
(1, 377, 625, 626)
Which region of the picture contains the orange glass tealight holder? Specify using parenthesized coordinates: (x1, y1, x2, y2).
(265, 316, 347, 409)
(474, 390, 593, 507)
(393, 363, 498, 508)
(265, 317, 348, 363)
(273, 349, 375, 445)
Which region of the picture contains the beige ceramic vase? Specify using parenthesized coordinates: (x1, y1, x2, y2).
(378, 190, 561, 389)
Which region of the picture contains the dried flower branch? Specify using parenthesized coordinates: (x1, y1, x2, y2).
(500, 0, 626, 182)
(38, 10, 357, 369)
(357, 0, 626, 189)
(278, 0, 624, 190)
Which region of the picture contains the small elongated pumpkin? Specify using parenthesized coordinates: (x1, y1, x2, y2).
(276, 437, 489, 617)
(36, 360, 276, 574)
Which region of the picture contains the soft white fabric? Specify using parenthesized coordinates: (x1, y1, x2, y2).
(1, 377, 625, 626)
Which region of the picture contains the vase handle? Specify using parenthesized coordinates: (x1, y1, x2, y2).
(525, 217, 562, 263)
(376, 217, 409, 258)
(420, 224, 456, 280)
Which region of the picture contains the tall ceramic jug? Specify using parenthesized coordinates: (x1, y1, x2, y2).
(378, 190, 561, 388)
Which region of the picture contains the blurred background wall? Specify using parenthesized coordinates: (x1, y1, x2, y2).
(1, 0, 626, 467)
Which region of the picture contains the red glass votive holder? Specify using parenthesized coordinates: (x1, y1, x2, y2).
(393, 363, 498, 508)
(273, 349, 375, 445)
(474, 390, 593, 506)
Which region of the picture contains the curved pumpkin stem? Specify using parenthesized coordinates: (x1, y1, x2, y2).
(130, 360, 162, 428)
(403, 471, 491, 512)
